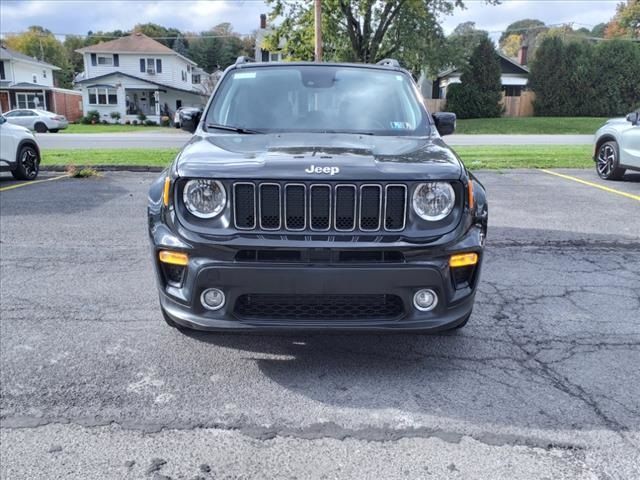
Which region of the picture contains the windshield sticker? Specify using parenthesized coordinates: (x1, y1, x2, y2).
(235, 72, 257, 79)
(390, 121, 411, 129)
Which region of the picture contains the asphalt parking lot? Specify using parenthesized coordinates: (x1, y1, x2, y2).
(1, 169, 639, 479)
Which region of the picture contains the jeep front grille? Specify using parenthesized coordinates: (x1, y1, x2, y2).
(233, 182, 407, 232)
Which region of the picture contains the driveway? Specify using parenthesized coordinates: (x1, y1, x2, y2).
(0, 170, 638, 479)
(35, 131, 594, 149)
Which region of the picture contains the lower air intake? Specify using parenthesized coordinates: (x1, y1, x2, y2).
(234, 294, 404, 321)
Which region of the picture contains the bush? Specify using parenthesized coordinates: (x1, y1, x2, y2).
(137, 113, 147, 122)
(144, 119, 157, 126)
(109, 111, 121, 124)
(161, 117, 170, 127)
(124, 120, 131, 125)
(530, 37, 640, 116)
(80, 116, 91, 125)
(132, 120, 139, 126)
(85, 110, 100, 123)
(446, 38, 503, 119)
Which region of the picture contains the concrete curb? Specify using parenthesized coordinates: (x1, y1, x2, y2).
(42, 165, 165, 173)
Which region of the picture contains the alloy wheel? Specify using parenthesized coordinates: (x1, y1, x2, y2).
(21, 148, 38, 179)
(597, 144, 616, 177)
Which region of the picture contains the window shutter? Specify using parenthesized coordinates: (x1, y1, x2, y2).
(140, 58, 145, 72)
(91, 53, 97, 66)
(113, 54, 119, 67)
(156, 59, 162, 73)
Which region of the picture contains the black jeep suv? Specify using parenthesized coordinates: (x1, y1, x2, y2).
(148, 58, 488, 332)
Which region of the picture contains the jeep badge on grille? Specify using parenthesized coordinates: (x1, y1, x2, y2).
(305, 165, 340, 175)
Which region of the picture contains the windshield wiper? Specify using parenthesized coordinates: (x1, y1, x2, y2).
(206, 123, 263, 134)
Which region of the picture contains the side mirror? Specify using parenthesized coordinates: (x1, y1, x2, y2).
(626, 111, 639, 126)
(180, 109, 202, 134)
(433, 112, 456, 136)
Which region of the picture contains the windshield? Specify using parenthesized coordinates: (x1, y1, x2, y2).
(206, 65, 429, 136)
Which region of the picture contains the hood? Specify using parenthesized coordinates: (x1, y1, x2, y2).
(2, 121, 33, 135)
(175, 132, 464, 181)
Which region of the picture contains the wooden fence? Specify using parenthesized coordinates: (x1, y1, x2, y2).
(424, 91, 536, 117)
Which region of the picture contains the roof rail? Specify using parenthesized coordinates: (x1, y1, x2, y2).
(235, 56, 255, 65)
(376, 58, 400, 68)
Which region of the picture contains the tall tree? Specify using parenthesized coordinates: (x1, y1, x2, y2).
(264, 0, 499, 74)
(605, 0, 640, 39)
(4, 26, 73, 88)
(133, 23, 183, 48)
(447, 21, 489, 61)
(498, 19, 546, 59)
(187, 23, 250, 73)
(446, 37, 503, 118)
(172, 35, 189, 57)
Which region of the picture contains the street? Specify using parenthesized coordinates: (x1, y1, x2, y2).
(35, 131, 595, 149)
(1, 169, 639, 479)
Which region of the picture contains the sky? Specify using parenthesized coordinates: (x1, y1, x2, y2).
(0, 0, 621, 40)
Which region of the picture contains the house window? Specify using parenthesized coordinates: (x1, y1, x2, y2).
(187, 65, 191, 73)
(16, 93, 44, 109)
(181, 71, 187, 82)
(502, 85, 523, 97)
(43, 70, 47, 78)
(269, 52, 281, 62)
(192, 74, 201, 84)
(97, 56, 113, 65)
(0, 61, 5, 80)
(32, 75, 37, 83)
(88, 87, 118, 105)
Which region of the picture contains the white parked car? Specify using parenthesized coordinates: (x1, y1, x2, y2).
(594, 111, 640, 180)
(0, 114, 41, 180)
(3, 109, 69, 133)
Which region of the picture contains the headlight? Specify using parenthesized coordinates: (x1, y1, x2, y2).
(412, 182, 455, 221)
(183, 179, 226, 218)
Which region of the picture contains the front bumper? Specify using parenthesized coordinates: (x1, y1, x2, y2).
(151, 225, 484, 333)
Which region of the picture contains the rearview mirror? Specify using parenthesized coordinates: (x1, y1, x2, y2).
(433, 112, 456, 136)
(180, 108, 203, 134)
(626, 111, 639, 126)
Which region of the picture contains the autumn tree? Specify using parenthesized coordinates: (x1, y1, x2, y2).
(605, 0, 640, 39)
(4, 26, 73, 88)
(264, 0, 499, 74)
(498, 19, 546, 59)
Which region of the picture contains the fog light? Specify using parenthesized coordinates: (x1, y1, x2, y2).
(413, 289, 438, 312)
(201, 288, 225, 311)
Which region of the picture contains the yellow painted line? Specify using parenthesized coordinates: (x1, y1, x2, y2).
(540, 169, 640, 203)
(0, 174, 69, 192)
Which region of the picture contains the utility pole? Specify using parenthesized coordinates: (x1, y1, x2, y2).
(314, 0, 323, 62)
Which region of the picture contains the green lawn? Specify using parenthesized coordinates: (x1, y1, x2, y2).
(455, 117, 607, 135)
(41, 148, 180, 167)
(455, 145, 592, 169)
(41, 145, 593, 170)
(61, 124, 169, 134)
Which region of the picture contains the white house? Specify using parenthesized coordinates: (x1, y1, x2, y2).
(427, 51, 530, 100)
(0, 45, 58, 112)
(255, 14, 284, 62)
(74, 33, 208, 123)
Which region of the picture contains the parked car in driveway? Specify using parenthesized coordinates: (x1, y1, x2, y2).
(0, 114, 41, 180)
(148, 58, 488, 334)
(174, 107, 202, 129)
(3, 109, 69, 133)
(594, 111, 640, 180)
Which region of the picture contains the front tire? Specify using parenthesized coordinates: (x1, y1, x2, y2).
(596, 141, 625, 180)
(11, 145, 40, 180)
(34, 122, 48, 133)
